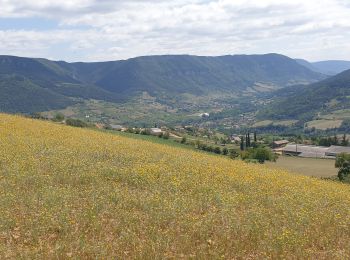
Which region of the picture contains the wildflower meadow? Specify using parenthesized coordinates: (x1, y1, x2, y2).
(0, 113, 349, 258)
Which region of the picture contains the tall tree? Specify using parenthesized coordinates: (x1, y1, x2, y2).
(240, 136, 244, 151)
(333, 135, 338, 145)
(341, 134, 349, 146)
(246, 132, 251, 148)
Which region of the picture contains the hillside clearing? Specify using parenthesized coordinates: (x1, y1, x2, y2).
(306, 119, 343, 130)
(253, 119, 298, 127)
(0, 114, 350, 258)
(320, 109, 350, 120)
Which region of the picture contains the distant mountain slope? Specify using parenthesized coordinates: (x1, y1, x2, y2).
(0, 55, 77, 86)
(295, 59, 324, 74)
(259, 69, 350, 120)
(296, 58, 350, 75)
(0, 74, 73, 113)
(312, 60, 350, 75)
(82, 54, 326, 96)
(0, 54, 326, 113)
(0, 56, 124, 113)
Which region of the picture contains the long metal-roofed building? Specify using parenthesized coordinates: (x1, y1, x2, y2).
(281, 144, 350, 159)
(325, 145, 350, 157)
(282, 144, 330, 158)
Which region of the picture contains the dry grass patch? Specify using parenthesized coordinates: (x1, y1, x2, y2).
(306, 119, 343, 130)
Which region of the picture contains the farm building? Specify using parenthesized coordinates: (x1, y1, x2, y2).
(230, 135, 242, 143)
(150, 128, 163, 136)
(282, 144, 329, 158)
(110, 124, 124, 131)
(282, 144, 350, 159)
(95, 123, 105, 129)
(272, 140, 289, 148)
(200, 113, 210, 118)
(325, 146, 350, 157)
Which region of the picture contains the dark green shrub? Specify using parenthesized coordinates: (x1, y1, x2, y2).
(65, 118, 88, 128)
(53, 113, 65, 122)
(206, 146, 214, 152)
(229, 149, 239, 159)
(241, 147, 276, 164)
(335, 153, 350, 181)
(213, 147, 221, 154)
(163, 132, 170, 139)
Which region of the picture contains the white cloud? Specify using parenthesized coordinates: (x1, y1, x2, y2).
(0, 0, 349, 61)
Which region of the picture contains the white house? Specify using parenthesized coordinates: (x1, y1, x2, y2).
(150, 128, 163, 136)
(110, 124, 123, 131)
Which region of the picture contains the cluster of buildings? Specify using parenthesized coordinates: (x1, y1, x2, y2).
(96, 123, 166, 136)
(273, 140, 350, 159)
(281, 144, 350, 159)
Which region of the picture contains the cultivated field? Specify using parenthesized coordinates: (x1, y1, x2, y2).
(320, 109, 350, 120)
(1, 114, 350, 258)
(266, 156, 337, 178)
(253, 119, 298, 127)
(306, 119, 343, 130)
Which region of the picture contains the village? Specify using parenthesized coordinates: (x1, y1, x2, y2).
(101, 119, 350, 160)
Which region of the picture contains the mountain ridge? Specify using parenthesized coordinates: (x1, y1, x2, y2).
(258, 69, 350, 121)
(295, 58, 350, 75)
(0, 53, 326, 113)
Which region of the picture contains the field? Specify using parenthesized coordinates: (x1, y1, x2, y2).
(253, 120, 298, 127)
(1, 114, 350, 258)
(306, 119, 343, 130)
(320, 109, 350, 120)
(43, 98, 196, 127)
(43, 92, 232, 127)
(266, 156, 337, 178)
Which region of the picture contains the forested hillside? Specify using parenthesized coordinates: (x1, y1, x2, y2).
(0, 54, 325, 113)
(259, 69, 350, 121)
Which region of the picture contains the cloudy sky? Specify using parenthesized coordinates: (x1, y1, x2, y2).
(0, 0, 349, 62)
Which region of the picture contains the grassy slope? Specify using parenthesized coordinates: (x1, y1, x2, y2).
(0, 114, 350, 258)
(101, 130, 197, 151)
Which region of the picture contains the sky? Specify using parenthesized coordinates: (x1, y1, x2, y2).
(0, 0, 349, 62)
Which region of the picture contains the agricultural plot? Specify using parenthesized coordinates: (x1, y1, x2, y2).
(306, 119, 343, 130)
(266, 156, 337, 178)
(44, 98, 196, 126)
(320, 109, 350, 120)
(0, 114, 350, 258)
(253, 119, 298, 127)
(253, 120, 273, 127)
